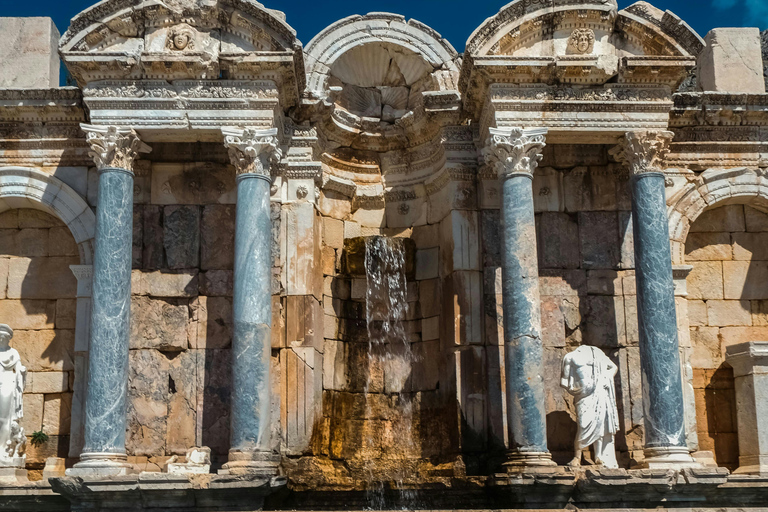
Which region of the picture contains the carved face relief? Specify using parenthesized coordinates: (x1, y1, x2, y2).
(167, 26, 195, 51)
(568, 28, 595, 54)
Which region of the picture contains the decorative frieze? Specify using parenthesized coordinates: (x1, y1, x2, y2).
(80, 124, 151, 171)
(222, 127, 282, 178)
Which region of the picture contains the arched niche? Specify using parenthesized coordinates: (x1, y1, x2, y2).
(0, 167, 96, 265)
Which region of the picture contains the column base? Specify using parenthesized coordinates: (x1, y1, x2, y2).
(66, 452, 134, 477)
(220, 450, 280, 476)
(641, 446, 702, 469)
(0, 466, 29, 484)
(503, 450, 558, 471)
(734, 455, 768, 476)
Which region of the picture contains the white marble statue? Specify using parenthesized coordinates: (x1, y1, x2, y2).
(560, 345, 619, 468)
(0, 324, 26, 467)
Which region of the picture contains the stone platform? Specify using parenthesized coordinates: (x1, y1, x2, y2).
(1, 468, 766, 511)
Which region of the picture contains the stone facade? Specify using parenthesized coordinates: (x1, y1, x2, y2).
(1, 0, 768, 510)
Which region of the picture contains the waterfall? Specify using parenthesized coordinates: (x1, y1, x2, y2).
(362, 236, 419, 509)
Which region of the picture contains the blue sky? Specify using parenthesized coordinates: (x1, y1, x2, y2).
(3, 0, 766, 52)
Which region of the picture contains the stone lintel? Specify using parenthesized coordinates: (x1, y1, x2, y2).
(726, 341, 768, 378)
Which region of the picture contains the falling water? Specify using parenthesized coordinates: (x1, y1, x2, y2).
(363, 236, 419, 510)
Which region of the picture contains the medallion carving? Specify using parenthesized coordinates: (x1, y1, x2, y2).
(166, 25, 196, 51)
(568, 28, 596, 54)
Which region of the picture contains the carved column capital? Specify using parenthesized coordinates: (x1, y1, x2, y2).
(482, 127, 547, 179)
(612, 130, 674, 175)
(80, 124, 150, 171)
(222, 127, 282, 178)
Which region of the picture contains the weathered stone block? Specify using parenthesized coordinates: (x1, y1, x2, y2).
(707, 300, 753, 327)
(539, 269, 587, 296)
(141, 205, 165, 270)
(720, 326, 768, 347)
(688, 261, 724, 300)
(0, 17, 60, 88)
(285, 295, 323, 349)
(618, 211, 634, 269)
(444, 271, 483, 345)
(17, 228, 49, 257)
(164, 206, 200, 269)
(732, 232, 768, 261)
(42, 393, 72, 436)
(200, 205, 234, 270)
(281, 347, 323, 454)
(198, 270, 233, 297)
(579, 212, 619, 269)
(587, 270, 622, 296)
(20, 393, 43, 435)
(323, 339, 347, 391)
(18, 210, 61, 229)
(412, 223, 439, 250)
(690, 326, 723, 369)
(134, 270, 199, 298)
(55, 298, 77, 329)
(440, 210, 480, 272)
(49, 227, 80, 258)
(127, 349, 169, 456)
(688, 299, 709, 326)
(167, 350, 198, 455)
(11, 329, 73, 372)
(0, 299, 55, 330)
(723, 261, 768, 299)
(193, 296, 232, 350)
(745, 206, 768, 232)
(412, 245, 439, 280)
(28, 371, 69, 393)
(130, 296, 190, 351)
(699, 28, 766, 93)
(685, 232, 733, 261)
(541, 297, 565, 347)
(151, 162, 236, 205)
(323, 217, 344, 249)
(583, 295, 626, 348)
(689, 205, 745, 233)
(753, 300, 768, 326)
(0, 258, 8, 299)
(537, 212, 580, 269)
(412, 340, 440, 391)
(7, 257, 78, 299)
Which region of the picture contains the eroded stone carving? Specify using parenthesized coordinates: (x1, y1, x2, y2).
(482, 127, 547, 178)
(611, 130, 673, 175)
(166, 447, 211, 475)
(81, 124, 151, 171)
(0, 325, 26, 469)
(560, 345, 619, 469)
(222, 127, 282, 177)
(166, 25, 196, 51)
(568, 28, 596, 54)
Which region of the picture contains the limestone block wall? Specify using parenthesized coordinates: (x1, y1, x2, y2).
(685, 204, 768, 469)
(0, 209, 79, 469)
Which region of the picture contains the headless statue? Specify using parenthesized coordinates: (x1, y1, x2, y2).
(560, 345, 619, 468)
(0, 324, 26, 466)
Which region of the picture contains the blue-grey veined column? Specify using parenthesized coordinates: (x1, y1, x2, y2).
(68, 124, 150, 477)
(618, 130, 699, 468)
(221, 127, 282, 476)
(483, 127, 555, 468)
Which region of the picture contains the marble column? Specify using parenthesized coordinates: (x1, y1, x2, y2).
(68, 125, 150, 477)
(616, 131, 698, 468)
(725, 342, 768, 476)
(221, 127, 282, 476)
(483, 127, 555, 468)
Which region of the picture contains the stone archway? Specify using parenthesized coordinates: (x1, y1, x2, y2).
(668, 168, 768, 265)
(0, 167, 95, 264)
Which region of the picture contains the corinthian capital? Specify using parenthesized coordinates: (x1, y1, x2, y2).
(612, 131, 673, 175)
(222, 127, 282, 177)
(482, 127, 547, 179)
(80, 124, 151, 171)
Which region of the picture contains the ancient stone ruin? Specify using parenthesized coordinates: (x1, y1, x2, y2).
(0, 0, 767, 510)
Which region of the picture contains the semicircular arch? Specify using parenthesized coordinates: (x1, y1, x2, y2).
(305, 13, 459, 98)
(667, 168, 768, 265)
(0, 167, 96, 265)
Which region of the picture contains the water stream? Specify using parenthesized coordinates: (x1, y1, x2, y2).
(363, 236, 419, 509)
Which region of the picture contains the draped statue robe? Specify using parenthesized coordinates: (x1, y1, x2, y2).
(0, 347, 26, 461)
(560, 345, 619, 450)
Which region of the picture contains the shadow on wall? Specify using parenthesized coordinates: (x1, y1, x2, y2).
(0, 208, 80, 477)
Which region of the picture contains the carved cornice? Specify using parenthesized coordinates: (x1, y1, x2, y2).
(482, 127, 547, 179)
(81, 124, 151, 171)
(611, 130, 673, 176)
(222, 127, 282, 177)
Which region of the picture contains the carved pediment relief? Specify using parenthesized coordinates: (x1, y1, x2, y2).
(59, 0, 305, 106)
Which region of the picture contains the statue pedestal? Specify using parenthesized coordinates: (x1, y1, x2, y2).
(0, 458, 28, 484)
